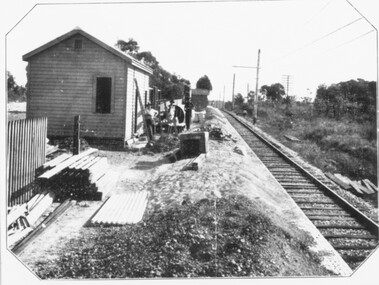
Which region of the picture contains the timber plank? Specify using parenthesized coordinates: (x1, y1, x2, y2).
(363, 179, 378, 193)
(348, 181, 364, 195)
(325, 172, 351, 190)
(38, 148, 98, 179)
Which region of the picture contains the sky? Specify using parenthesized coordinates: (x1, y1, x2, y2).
(3, 0, 378, 102)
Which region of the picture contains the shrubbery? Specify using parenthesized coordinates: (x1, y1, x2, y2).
(231, 80, 377, 183)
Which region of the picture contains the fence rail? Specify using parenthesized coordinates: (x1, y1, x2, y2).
(7, 117, 47, 206)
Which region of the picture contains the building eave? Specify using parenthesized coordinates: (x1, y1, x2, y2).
(22, 28, 153, 75)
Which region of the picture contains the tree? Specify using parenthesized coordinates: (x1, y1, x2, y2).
(7, 71, 16, 91)
(7, 71, 26, 102)
(260, 83, 285, 102)
(234, 93, 244, 105)
(314, 79, 376, 121)
(247, 91, 255, 105)
(135, 51, 159, 69)
(116, 38, 190, 101)
(115, 38, 139, 54)
(196, 75, 213, 91)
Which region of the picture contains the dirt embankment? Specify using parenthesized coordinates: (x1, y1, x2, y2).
(17, 107, 339, 279)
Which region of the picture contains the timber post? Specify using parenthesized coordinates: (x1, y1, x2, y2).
(133, 78, 150, 143)
(73, 115, 80, 155)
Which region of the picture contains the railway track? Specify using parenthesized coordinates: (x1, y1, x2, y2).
(223, 111, 378, 270)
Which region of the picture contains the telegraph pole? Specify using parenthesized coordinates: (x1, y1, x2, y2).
(222, 85, 226, 109)
(282, 74, 294, 97)
(232, 49, 261, 121)
(232, 73, 236, 110)
(253, 49, 261, 125)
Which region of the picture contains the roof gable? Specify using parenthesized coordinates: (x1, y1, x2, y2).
(22, 28, 153, 75)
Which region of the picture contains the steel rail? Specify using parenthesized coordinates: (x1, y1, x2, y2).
(224, 111, 379, 237)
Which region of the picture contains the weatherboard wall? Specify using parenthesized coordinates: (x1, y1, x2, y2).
(125, 66, 150, 138)
(25, 34, 149, 140)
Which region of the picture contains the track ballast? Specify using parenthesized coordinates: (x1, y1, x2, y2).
(223, 111, 378, 270)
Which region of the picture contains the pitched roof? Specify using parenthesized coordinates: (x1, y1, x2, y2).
(22, 28, 153, 75)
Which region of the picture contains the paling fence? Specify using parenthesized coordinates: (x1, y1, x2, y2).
(7, 117, 47, 206)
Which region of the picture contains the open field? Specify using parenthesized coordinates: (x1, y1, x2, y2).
(7, 101, 26, 121)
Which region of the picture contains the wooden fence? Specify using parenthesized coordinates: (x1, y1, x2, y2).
(7, 117, 47, 206)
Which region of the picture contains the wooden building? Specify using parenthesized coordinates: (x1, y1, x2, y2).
(191, 89, 209, 112)
(23, 28, 153, 141)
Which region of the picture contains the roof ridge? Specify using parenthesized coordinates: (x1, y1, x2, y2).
(22, 27, 153, 75)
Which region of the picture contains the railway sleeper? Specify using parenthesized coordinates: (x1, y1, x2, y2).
(269, 169, 301, 173)
(280, 182, 316, 186)
(303, 212, 352, 217)
(328, 238, 378, 247)
(297, 204, 343, 210)
(307, 216, 357, 221)
(283, 186, 319, 190)
(323, 233, 377, 239)
(286, 190, 324, 195)
(260, 158, 287, 162)
(277, 180, 315, 184)
(275, 176, 311, 180)
(253, 153, 282, 157)
(292, 199, 336, 204)
(315, 224, 366, 229)
(271, 172, 306, 176)
(290, 195, 335, 200)
(333, 244, 378, 250)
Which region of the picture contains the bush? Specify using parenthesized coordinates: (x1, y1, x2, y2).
(253, 101, 377, 183)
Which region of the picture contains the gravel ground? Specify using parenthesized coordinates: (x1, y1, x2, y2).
(13, 107, 352, 278)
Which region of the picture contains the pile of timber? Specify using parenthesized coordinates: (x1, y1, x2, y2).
(38, 148, 117, 201)
(325, 172, 378, 196)
(7, 191, 57, 249)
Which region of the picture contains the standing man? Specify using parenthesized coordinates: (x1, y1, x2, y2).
(145, 102, 158, 140)
(184, 98, 193, 130)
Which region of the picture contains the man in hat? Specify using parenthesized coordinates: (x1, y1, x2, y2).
(145, 102, 158, 140)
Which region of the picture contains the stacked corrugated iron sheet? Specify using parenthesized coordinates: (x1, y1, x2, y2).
(91, 191, 149, 226)
(38, 148, 117, 200)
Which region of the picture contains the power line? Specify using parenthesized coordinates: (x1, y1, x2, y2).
(269, 17, 363, 65)
(345, 0, 377, 30)
(327, 29, 375, 52)
(285, 0, 333, 42)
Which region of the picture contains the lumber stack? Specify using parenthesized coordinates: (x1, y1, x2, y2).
(326, 172, 378, 196)
(37, 148, 116, 201)
(7, 191, 56, 248)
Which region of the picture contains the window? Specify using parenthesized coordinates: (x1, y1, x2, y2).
(74, 39, 83, 50)
(95, 77, 112, 113)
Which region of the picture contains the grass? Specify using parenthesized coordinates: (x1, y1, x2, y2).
(239, 102, 377, 184)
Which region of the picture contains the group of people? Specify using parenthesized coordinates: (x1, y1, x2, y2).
(144, 99, 194, 140)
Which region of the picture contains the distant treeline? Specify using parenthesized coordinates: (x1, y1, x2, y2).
(314, 79, 376, 122)
(7, 71, 26, 102)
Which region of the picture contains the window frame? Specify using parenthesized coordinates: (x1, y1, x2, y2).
(73, 38, 83, 51)
(92, 75, 115, 114)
